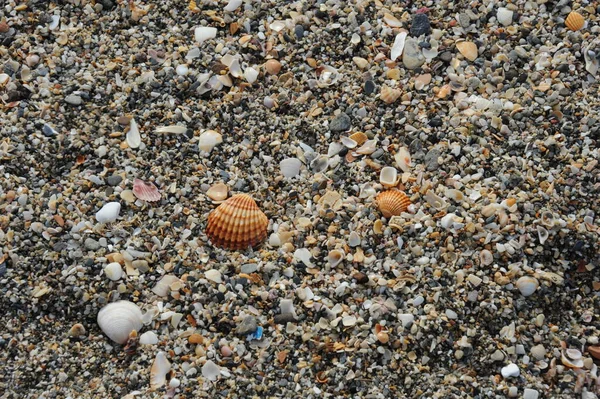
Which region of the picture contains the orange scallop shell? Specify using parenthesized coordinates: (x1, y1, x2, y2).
(376, 190, 411, 218)
(565, 11, 584, 31)
(206, 194, 268, 250)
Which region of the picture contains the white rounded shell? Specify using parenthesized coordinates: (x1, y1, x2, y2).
(280, 158, 302, 178)
(97, 301, 143, 344)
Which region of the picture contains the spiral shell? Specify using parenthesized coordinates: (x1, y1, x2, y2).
(376, 190, 411, 218)
(565, 11, 585, 31)
(97, 301, 143, 344)
(206, 194, 268, 250)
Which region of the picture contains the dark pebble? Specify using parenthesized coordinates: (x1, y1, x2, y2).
(410, 14, 431, 37)
(329, 112, 351, 132)
(107, 175, 123, 186)
(428, 117, 443, 127)
(294, 25, 304, 40)
(274, 313, 297, 324)
(364, 80, 375, 94)
(353, 272, 369, 284)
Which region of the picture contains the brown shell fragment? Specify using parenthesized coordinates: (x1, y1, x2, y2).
(565, 11, 585, 31)
(205, 194, 269, 250)
(376, 190, 411, 218)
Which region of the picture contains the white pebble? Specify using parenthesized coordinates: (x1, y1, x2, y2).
(195, 27, 217, 44)
(104, 262, 122, 281)
(501, 363, 520, 378)
(497, 7, 514, 26)
(523, 389, 539, 399)
(139, 331, 158, 345)
(205, 269, 222, 284)
(176, 64, 189, 76)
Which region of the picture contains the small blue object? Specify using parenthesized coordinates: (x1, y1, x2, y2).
(247, 326, 263, 341)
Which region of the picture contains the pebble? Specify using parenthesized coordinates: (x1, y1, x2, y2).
(402, 38, 425, 70)
(107, 175, 122, 186)
(424, 148, 441, 171)
(410, 13, 431, 36)
(65, 94, 82, 105)
(95, 202, 121, 223)
(501, 363, 520, 378)
(84, 238, 100, 250)
(236, 316, 257, 335)
(523, 389, 539, 399)
(329, 112, 351, 132)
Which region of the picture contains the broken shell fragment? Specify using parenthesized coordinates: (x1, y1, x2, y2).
(152, 275, 181, 297)
(205, 194, 269, 250)
(376, 190, 411, 218)
(456, 41, 478, 61)
(537, 225, 549, 244)
(133, 178, 161, 202)
(395, 147, 412, 172)
(97, 301, 143, 344)
(280, 158, 302, 178)
(150, 351, 171, 389)
(198, 130, 223, 153)
(327, 249, 345, 267)
(380, 85, 402, 104)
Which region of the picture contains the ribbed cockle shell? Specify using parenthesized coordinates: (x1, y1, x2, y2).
(565, 11, 585, 31)
(206, 194, 268, 250)
(376, 190, 411, 218)
(133, 178, 161, 202)
(97, 300, 143, 344)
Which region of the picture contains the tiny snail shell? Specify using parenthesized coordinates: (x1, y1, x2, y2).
(97, 300, 143, 344)
(515, 276, 539, 297)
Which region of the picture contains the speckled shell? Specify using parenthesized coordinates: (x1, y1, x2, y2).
(565, 11, 584, 31)
(206, 194, 268, 250)
(380, 85, 402, 104)
(376, 190, 411, 218)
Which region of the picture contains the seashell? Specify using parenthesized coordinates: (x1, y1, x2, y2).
(96, 202, 121, 223)
(456, 41, 478, 61)
(150, 351, 171, 389)
(206, 183, 228, 202)
(104, 262, 123, 281)
(565, 11, 585, 31)
(424, 190, 447, 210)
(380, 85, 402, 104)
(202, 360, 221, 381)
(537, 225, 549, 244)
(441, 213, 458, 229)
(152, 275, 181, 297)
(133, 178, 161, 202)
(126, 118, 141, 149)
(139, 331, 158, 345)
(380, 167, 398, 187)
(354, 139, 377, 155)
(195, 26, 217, 44)
(69, 323, 86, 337)
(327, 249, 345, 267)
(479, 249, 493, 266)
(348, 231, 361, 247)
(561, 350, 584, 369)
(376, 190, 411, 218)
(244, 66, 259, 83)
(540, 211, 555, 228)
(176, 64, 189, 76)
(205, 194, 269, 250)
(383, 13, 402, 28)
(265, 59, 282, 75)
(327, 142, 344, 157)
(341, 136, 358, 148)
(566, 348, 582, 360)
(97, 301, 143, 344)
(310, 155, 329, 173)
(445, 188, 464, 202)
(198, 130, 223, 153)
(390, 31, 408, 61)
(349, 132, 368, 146)
(589, 346, 600, 360)
(155, 125, 187, 134)
(224, 0, 242, 12)
(317, 65, 340, 87)
(228, 58, 242, 78)
(395, 147, 412, 172)
(516, 276, 539, 297)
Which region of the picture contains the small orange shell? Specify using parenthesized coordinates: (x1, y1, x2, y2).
(376, 190, 411, 218)
(349, 132, 368, 146)
(565, 11, 585, 31)
(206, 194, 268, 250)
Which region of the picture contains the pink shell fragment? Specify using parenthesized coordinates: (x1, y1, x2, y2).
(133, 178, 161, 202)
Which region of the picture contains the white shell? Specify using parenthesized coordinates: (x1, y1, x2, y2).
(244, 67, 259, 83)
(395, 147, 412, 172)
(104, 262, 123, 281)
(348, 231, 361, 247)
(224, 0, 243, 12)
(280, 158, 302, 178)
(152, 275, 181, 297)
(327, 249, 345, 267)
(127, 118, 141, 149)
(202, 360, 221, 381)
(195, 26, 217, 44)
(537, 225, 549, 244)
(97, 301, 143, 344)
(516, 276, 539, 297)
(341, 136, 358, 149)
(176, 64, 189, 76)
(441, 213, 458, 229)
(139, 331, 158, 345)
(501, 363, 520, 378)
(562, 350, 584, 368)
(540, 211, 555, 228)
(317, 65, 340, 87)
(445, 188, 464, 202)
(496, 7, 514, 26)
(198, 130, 223, 152)
(155, 125, 187, 134)
(390, 32, 407, 61)
(380, 167, 398, 187)
(150, 351, 171, 389)
(354, 139, 377, 155)
(95, 202, 121, 223)
(566, 348, 582, 360)
(229, 58, 243, 78)
(205, 269, 222, 283)
(424, 190, 447, 210)
(479, 249, 493, 266)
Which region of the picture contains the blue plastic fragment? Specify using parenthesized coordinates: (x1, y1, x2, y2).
(247, 326, 263, 341)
